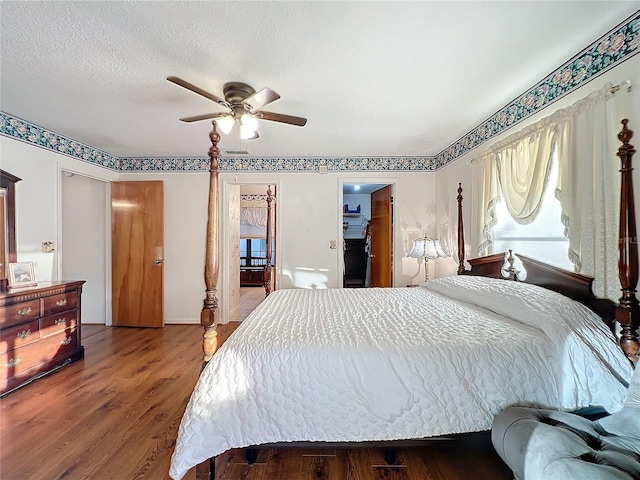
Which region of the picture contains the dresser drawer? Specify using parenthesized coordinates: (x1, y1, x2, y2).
(1, 281, 85, 395)
(40, 311, 78, 338)
(0, 300, 41, 329)
(1, 328, 78, 383)
(43, 291, 78, 316)
(0, 319, 40, 353)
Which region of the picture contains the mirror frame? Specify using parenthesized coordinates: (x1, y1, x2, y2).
(1, 169, 21, 291)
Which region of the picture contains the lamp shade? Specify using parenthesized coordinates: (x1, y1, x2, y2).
(240, 113, 259, 139)
(407, 237, 448, 283)
(216, 115, 235, 134)
(406, 237, 448, 259)
(407, 238, 426, 258)
(424, 238, 448, 259)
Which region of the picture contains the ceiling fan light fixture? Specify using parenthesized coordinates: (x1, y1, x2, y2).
(216, 115, 235, 134)
(240, 113, 259, 139)
(168, 77, 307, 135)
(240, 113, 259, 131)
(240, 125, 259, 140)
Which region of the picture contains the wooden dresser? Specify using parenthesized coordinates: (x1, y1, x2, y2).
(0, 281, 85, 395)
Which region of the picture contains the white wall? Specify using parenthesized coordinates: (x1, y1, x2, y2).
(434, 55, 640, 279)
(2, 140, 58, 280)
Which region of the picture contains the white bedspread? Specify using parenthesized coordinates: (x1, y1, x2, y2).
(169, 278, 632, 480)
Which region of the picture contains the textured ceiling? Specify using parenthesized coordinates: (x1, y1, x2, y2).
(1, 1, 638, 159)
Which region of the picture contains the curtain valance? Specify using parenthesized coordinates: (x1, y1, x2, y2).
(240, 194, 275, 228)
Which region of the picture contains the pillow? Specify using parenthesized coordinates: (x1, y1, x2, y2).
(425, 275, 599, 331)
(424, 275, 633, 410)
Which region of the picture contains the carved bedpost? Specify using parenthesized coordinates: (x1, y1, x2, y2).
(616, 119, 639, 364)
(457, 183, 465, 275)
(201, 122, 220, 365)
(264, 185, 273, 297)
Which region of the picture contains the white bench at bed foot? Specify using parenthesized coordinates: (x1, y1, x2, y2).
(491, 366, 640, 480)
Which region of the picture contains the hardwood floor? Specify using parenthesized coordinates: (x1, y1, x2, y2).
(1, 324, 206, 480)
(1, 290, 513, 480)
(229, 286, 267, 322)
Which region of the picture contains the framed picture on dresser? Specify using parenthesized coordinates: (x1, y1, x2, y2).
(7, 261, 37, 288)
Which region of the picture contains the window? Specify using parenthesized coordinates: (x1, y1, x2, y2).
(492, 155, 572, 270)
(240, 238, 275, 267)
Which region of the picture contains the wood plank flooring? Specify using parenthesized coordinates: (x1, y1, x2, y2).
(1, 306, 513, 480)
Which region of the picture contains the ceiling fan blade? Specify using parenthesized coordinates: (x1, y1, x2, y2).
(256, 110, 307, 127)
(179, 112, 229, 123)
(247, 130, 260, 140)
(243, 87, 280, 111)
(167, 76, 227, 106)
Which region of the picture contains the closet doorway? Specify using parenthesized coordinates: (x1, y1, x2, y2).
(342, 183, 393, 287)
(61, 171, 109, 325)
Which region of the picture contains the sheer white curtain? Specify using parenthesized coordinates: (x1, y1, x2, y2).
(554, 85, 622, 300)
(472, 151, 500, 257)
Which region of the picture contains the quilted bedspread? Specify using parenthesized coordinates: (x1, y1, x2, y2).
(169, 277, 632, 480)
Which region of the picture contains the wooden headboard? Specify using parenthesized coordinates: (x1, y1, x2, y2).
(462, 252, 617, 335)
(456, 119, 639, 364)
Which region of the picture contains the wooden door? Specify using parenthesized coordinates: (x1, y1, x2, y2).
(369, 185, 393, 287)
(111, 181, 164, 327)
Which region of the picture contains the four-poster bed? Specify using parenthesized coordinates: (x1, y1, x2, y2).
(171, 120, 639, 480)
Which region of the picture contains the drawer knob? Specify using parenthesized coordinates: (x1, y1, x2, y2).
(16, 329, 31, 339)
(18, 307, 32, 316)
(5, 357, 22, 368)
(54, 317, 66, 325)
(61, 336, 72, 346)
(56, 299, 68, 307)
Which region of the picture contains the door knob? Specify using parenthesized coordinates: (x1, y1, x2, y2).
(153, 259, 165, 264)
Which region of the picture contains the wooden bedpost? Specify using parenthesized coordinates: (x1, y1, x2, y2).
(201, 121, 221, 365)
(457, 183, 466, 275)
(264, 185, 273, 297)
(616, 119, 639, 364)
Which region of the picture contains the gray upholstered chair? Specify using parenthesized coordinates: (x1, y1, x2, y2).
(492, 366, 640, 479)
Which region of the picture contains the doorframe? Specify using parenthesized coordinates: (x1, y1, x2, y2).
(57, 167, 112, 326)
(337, 177, 397, 288)
(220, 178, 281, 323)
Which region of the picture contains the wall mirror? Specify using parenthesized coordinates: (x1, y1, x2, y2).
(0, 169, 21, 290)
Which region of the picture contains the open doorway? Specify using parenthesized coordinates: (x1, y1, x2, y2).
(226, 184, 276, 321)
(342, 183, 393, 288)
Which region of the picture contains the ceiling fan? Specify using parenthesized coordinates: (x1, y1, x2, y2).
(167, 76, 307, 140)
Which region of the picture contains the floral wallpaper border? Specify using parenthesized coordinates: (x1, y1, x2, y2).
(434, 10, 640, 167)
(1, 11, 638, 173)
